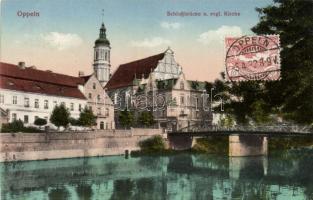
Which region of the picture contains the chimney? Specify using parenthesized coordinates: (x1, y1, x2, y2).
(18, 61, 25, 69)
(78, 71, 84, 77)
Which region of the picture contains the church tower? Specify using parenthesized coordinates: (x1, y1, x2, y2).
(93, 23, 111, 87)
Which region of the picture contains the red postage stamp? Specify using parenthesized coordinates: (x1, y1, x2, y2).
(225, 35, 280, 82)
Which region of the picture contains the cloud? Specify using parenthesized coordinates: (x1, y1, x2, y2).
(131, 37, 171, 48)
(160, 22, 182, 29)
(198, 26, 242, 45)
(41, 32, 83, 50)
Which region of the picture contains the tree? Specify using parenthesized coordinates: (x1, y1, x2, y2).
(138, 111, 154, 127)
(34, 118, 47, 128)
(78, 107, 96, 127)
(251, 0, 313, 124)
(50, 104, 70, 129)
(118, 109, 134, 128)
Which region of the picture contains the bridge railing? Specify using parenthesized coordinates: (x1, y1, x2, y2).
(177, 125, 312, 134)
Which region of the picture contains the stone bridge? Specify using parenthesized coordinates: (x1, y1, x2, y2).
(167, 125, 313, 157)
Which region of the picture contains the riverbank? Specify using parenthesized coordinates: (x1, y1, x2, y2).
(0, 128, 163, 162)
(132, 135, 313, 156)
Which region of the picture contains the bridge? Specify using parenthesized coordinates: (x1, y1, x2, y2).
(169, 124, 313, 136)
(167, 124, 313, 157)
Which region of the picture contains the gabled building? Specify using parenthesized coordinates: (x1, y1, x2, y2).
(105, 48, 212, 131)
(78, 73, 115, 130)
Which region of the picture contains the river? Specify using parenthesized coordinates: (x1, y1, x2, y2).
(1, 149, 313, 200)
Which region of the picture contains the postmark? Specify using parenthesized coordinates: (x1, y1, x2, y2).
(225, 35, 280, 82)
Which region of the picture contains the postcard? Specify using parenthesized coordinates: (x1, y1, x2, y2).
(1, 0, 313, 199)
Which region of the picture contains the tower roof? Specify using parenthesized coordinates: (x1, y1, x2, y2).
(95, 23, 110, 46)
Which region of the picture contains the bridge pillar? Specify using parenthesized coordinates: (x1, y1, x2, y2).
(229, 135, 268, 157)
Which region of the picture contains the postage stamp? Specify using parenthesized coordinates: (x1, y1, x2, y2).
(225, 35, 280, 82)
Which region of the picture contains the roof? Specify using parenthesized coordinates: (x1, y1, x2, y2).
(187, 80, 207, 91)
(0, 62, 86, 99)
(156, 79, 178, 90)
(105, 53, 165, 90)
(80, 75, 92, 83)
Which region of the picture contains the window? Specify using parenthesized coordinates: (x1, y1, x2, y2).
(34, 116, 39, 122)
(70, 103, 74, 111)
(89, 106, 92, 111)
(24, 115, 29, 124)
(44, 100, 49, 109)
(97, 95, 101, 101)
(180, 96, 184, 105)
(93, 83, 96, 89)
(88, 93, 92, 99)
(0, 94, 4, 104)
(105, 108, 109, 116)
(105, 52, 108, 61)
(79, 104, 82, 111)
(61, 102, 65, 106)
(180, 82, 184, 90)
(97, 107, 101, 115)
(12, 113, 17, 121)
(12, 96, 17, 104)
(24, 98, 30, 107)
(53, 101, 57, 107)
(34, 99, 39, 108)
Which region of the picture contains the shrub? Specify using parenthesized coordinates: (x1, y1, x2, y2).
(1, 120, 42, 133)
(138, 135, 166, 153)
(34, 118, 47, 127)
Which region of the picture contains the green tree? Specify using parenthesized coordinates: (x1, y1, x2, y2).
(251, 0, 313, 124)
(118, 109, 134, 128)
(138, 111, 154, 127)
(50, 104, 70, 129)
(34, 118, 47, 128)
(218, 114, 235, 128)
(78, 107, 97, 127)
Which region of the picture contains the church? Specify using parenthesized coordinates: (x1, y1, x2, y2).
(102, 27, 212, 131)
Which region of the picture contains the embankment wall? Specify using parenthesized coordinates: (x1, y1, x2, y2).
(0, 128, 163, 162)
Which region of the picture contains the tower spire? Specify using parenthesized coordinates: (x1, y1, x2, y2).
(101, 9, 104, 24)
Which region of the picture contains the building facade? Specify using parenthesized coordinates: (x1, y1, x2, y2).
(0, 62, 87, 126)
(79, 74, 115, 130)
(105, 48, 212, 131)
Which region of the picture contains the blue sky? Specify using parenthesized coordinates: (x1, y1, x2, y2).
(1, 0, 273, 81)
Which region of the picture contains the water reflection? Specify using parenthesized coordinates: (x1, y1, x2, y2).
(1, 150, 313, 199)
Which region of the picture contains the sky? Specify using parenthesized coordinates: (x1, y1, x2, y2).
(1, 0, 273, 81)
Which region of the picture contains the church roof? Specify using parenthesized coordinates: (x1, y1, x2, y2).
(105, 53, 165, 90)
(0, 62, 86, 99)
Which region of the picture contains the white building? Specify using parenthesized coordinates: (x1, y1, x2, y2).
(0, 62, 87, 126)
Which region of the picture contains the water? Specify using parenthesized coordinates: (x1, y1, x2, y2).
(1, 149, 313, 200)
